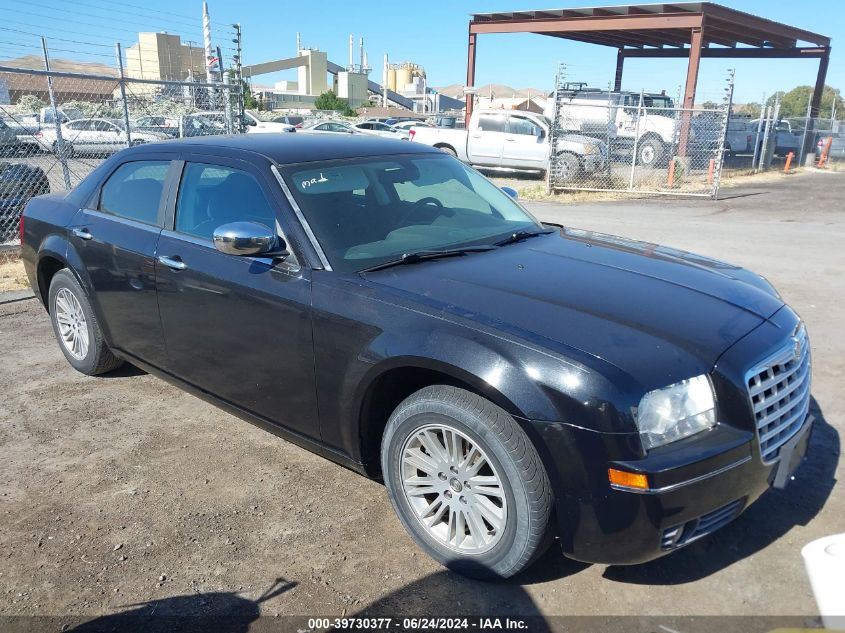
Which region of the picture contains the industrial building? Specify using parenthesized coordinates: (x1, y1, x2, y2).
(124, 32, 207, 83)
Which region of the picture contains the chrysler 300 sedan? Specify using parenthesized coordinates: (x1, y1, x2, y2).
(20, 134, 812, 579)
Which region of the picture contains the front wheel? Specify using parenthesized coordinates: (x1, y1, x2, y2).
(48, 269, 124, 376)
(437, 145, 458, 158)
(381, 386, 553, 579)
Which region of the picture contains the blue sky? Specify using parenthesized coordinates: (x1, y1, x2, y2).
(1, 0, 842, 107)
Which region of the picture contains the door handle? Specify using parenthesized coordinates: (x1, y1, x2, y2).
(72, 228, 92, 240)
(158, 255, 187, 271)
(504, 138, 516, 141)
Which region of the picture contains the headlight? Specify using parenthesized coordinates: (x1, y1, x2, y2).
(635, 375, 716, 450)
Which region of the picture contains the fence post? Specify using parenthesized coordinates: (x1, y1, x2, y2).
(711, 68, 734, 200)
(115, 43, 133, 147)
(222, 72, 233, 134)
(798, 94, 812, 169)
(627, 89, 644, 192)
(41, 37, 71, 190)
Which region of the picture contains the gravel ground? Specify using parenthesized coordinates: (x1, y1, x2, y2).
(0, 171, 842, 626)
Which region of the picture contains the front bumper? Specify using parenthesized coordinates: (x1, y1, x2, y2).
(529, 305, 812, 566)
(532, 414, 811, 565)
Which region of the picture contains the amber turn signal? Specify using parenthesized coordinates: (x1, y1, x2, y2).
(608, 468, 649, 490)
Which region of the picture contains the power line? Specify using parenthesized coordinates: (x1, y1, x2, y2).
(19, 0, 203, 31)
(0, 26, 115, 49)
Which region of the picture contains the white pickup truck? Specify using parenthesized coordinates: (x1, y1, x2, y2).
(409, 109, 606, 181)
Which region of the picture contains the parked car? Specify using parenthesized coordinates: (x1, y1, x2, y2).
(354, 121, 409, 140)
(271, 115, 305, 127)
(242, 110, 295, 133)
(750, 119, 801, 157)
(37, 118, 167, 156)
(391, 120, 433, 131)
(133, 116, 180, 138)
(815, 133, 845, 161)
(0, 118, 18, 157)
(4, 105, 85, 152)
(298, 120, 357, 135)
(0, 163, 49, 230)
(725, 117, 753, 155)
(410, 108, 606, 180)
(180, 113, 226, 138)
(20, 134, 813, 579)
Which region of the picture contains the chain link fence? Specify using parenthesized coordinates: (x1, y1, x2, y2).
(546, 75, 729, 197)
(0, 64, 242, 250)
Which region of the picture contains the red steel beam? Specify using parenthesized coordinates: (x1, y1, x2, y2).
(677, 26, 703, 157)
(619, 46, 830, 59)
(469, 13, 703, 35)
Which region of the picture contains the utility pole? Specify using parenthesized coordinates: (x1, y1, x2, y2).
(232, 23, 245, 132)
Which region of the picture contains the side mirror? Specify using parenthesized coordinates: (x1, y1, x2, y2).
(212, 221, 288, 258)
(536, 128, 546, 140)
(501, 186, 518, 200)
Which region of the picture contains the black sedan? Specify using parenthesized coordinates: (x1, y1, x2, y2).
(20, 135, 813, 579)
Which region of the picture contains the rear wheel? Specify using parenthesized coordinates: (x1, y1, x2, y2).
(382, 386, 553, 579)
(637, 137, 664, 166)
(48, 269, 123, 376)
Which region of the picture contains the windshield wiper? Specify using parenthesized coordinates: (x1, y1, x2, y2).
(494, 229, 555, 247)
(360, 245, 496, 273)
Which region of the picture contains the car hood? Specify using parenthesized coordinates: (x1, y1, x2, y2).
(364, 228, 784, 390)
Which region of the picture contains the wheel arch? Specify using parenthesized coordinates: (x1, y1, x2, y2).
(355, 354, 562, 479)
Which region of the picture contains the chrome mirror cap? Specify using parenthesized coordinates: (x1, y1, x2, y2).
(501, 186, 518, 200)
(212, 221, 278, 257)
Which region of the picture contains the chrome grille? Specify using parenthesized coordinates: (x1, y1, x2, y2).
(745, 324, 811, 463)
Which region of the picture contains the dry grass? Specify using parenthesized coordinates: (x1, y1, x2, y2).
(0, 255, 28, 292)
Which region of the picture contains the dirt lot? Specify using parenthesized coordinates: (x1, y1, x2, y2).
(0, 171, 842, 626)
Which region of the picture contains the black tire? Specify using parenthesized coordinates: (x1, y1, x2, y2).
(554, 152, 581, 183)
(437, 145, 458, 158)
(637, 137, 664, 166)
(48, 269, 123, 376)
(381, 385, 553, 580)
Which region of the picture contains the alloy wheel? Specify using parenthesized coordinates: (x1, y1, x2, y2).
(400, 424, 508, 554)
(54, 287, 89, 360)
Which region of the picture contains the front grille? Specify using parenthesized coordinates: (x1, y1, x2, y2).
(660, 498, 745, 550)
(745, 324, 811, 463)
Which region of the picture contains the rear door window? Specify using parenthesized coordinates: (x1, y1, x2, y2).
(477, 115, 506, 133)
(98, 161, 169, 225)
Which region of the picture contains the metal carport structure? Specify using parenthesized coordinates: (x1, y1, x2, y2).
(466, 2, 831, 154)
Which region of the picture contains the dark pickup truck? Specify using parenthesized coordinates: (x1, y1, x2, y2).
(20, 134, 813, 579)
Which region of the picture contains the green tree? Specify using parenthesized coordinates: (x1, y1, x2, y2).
(314, 90, 355, 116)
(17, 94, 45, 113)
(766, 85, 844, 119)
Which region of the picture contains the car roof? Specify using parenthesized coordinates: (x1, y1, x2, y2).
(120, 133, 438, 164)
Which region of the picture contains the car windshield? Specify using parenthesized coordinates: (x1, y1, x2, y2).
(279, 154, 540, 273)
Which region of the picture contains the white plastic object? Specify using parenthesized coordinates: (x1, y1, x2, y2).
(802, 533, 845, 631)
